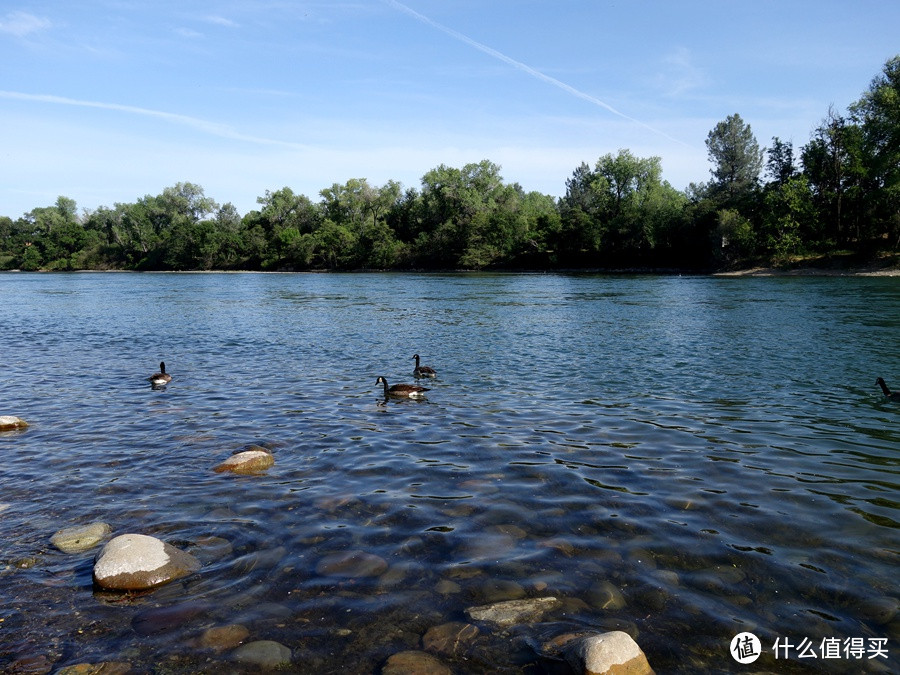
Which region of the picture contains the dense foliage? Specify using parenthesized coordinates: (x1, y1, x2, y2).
(2, 57, 898, 272)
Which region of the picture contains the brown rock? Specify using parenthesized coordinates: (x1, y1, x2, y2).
(422, 621, 479, 656)
(382, 650, 451, 675)
(56, 663, 132, 675)
(213, 449, 274, 474)
(316, 550, 388, 578)
(0, 415, 28, 431)
(93, 534, 201, 591)
(199, 624, 250, 651)
(464, 596, 562, 628)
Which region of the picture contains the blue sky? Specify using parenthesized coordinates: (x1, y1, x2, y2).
(1, 1, 897, 219)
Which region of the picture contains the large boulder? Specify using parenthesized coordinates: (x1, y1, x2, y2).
(564, 631, 654, 675)
(93, 533, 200, 591)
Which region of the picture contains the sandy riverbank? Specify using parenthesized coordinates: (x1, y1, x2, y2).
(714, 252, 899, 277)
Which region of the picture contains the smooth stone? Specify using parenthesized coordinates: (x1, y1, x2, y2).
(199, 624, 250, 651)
(857, 596, 898, 625)
(479, 579, 526, 603)
(540, 537, 576, 557)
(587, 580, 627, 610)
(434, 579, 461, 595)
(382, 650, 451, 675)
(213, 449, 275, 474)
(93, 533, 201, 591)
(0, 415, 28, 431)
(565, 631, 654, 675)
(189, 535, 233, 564)
(232, 640, 292, 669)
(465, 596, 562, 628)
(132, 601, 208, 635)
(55, 663, 131, 675)
(316, 550, 388, 578)
(422, 621, 479, 656)
(51, 522, 111, 554)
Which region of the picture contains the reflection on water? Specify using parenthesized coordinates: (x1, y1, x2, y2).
(0, 272, 898, 673)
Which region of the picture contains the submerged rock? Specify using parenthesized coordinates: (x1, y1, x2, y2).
(213, 449, 275, 474)
(231, 640, 292, 669)
(465, 596, 562, 628)
(51, 522, 111, 554)
(93, 533, 201, 591)
(564, 631, 654, 675)
(422, 621, 479, 656)
(382, 650, 451, 675)
(316, 550, 388, 578)
(199, 624, 251, 651)
(55, 662, 132, 675)
(0, 415, 28, 431)
(587, 580, 627, 611)
(131, 601, 209, 636)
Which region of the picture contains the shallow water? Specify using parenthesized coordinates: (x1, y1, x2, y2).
(0, 272, 897, 673)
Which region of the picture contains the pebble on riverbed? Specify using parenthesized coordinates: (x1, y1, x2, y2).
(382, 650, 451, 675)
(55, 662, 132, 674)
(51, 522, 111, 554)
(213, 448, 275, 474)
(464, 596, 562, 628)
(0, 415, 28, 431)
(231, 640, 292, 669)
(93, 533, 201, 591)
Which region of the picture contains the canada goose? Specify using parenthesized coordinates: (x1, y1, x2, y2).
(876, 377, 900, 400)
(412, 354, 436, 378)
(149, 362, 172, 386)
(376, 376, 429, 398)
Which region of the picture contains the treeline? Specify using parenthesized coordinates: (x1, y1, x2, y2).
(1, 56, 897, 272)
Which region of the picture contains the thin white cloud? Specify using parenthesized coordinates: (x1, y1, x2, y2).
(203, 15, 239, 28)
(659, 47, 709, 97)
(0, 10, 51, 37)
(383, 0, 692, 148)
(176, 27, 204, 39)
(0, 90, 310, 150)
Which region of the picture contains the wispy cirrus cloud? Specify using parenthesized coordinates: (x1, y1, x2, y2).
(203, 15, 239, 28)
(0, 10, 51, 37)
(383, 0, 692, 148)
(659, 47, 709, 97)
(0, 90, 309, 150)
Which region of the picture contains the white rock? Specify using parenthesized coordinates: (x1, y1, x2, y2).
(93, 533, 200, 590)
(0, 415, 28, 431)
(565, 631, 654, 675)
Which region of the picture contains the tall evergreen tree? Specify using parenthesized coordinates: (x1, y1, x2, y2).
(705, 113, 764, 202)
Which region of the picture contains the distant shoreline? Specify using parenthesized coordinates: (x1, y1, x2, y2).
(714, 266, 899, 277)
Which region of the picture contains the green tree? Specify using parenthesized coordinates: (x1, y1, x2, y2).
(801, 108, 866, 246)
(851, 55, 900, 247)
(706, 113, 763, 203)
(417, 160, 514, 267)
(766, 137, 796, 186)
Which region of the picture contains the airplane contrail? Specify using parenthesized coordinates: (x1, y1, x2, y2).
(0, 90, 308, 150)
(383, 0, 690, 147)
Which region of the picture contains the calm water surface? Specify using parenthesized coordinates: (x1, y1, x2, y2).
(0, 272, 897, 673)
